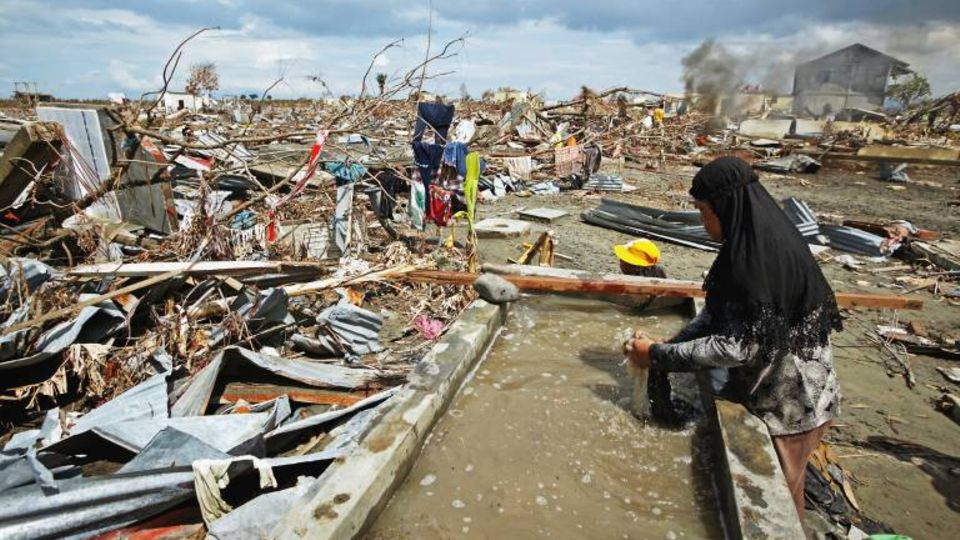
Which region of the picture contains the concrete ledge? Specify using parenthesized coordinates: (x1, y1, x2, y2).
(271, 299, 506, 539)
(715, 400, 805, 539)
(690, 292, 804, 540)
(702, 393, 806, 539)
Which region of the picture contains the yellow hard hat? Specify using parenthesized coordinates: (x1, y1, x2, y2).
(613, 239, 661, 267)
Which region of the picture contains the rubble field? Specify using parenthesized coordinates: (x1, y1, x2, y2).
(0, 69, 957, 539)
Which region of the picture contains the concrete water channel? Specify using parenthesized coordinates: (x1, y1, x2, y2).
(273, 289, 804, 539)
(368, 296, 723, 539)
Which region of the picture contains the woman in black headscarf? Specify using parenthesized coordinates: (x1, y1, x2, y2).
(627, 156, 843, 520)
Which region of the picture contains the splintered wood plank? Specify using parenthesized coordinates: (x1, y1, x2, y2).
(404, 268, 923, 311)
(221, 382, 366, 407)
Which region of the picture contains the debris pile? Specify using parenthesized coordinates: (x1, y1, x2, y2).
(0, 37, 491, 537)
(0, 27, 956, 536)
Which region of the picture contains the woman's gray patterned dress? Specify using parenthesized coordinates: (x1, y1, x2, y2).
(649, 310, 840, 436)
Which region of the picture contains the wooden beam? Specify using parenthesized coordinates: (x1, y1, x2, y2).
(0, 122, 63, 210)
(814, 152, 960, 168)
(68, 260, 334, 278)
(404, 268, 924, 311)
(835, 292, 923, 310)
(221, 382, 366, 407)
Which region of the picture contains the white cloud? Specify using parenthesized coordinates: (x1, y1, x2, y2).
(73, 8, 155, 30)
(106, 59, 155, 91)
(0, 1, 956, 100)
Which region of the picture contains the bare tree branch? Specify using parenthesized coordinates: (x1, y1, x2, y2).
(136, 26, 220, 120)
(359, 39, 404, 98)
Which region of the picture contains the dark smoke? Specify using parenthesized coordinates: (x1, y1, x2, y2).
(681, 39, 745, 113)
(682, 39, 841, 114)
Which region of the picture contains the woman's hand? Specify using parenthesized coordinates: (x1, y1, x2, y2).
(627, 337, 658, 370)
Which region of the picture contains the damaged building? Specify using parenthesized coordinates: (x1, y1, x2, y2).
(792, 43, 911, 117)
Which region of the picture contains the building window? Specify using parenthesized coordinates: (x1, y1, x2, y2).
(817, 70, 832, 84)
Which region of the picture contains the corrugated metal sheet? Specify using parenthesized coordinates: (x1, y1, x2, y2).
(266, 387, 398, 443)
(582, 199, 720, 252)
(781, 197, 821, 238)
(0, 469, 196, 540)
(172, 346, 381, 417)
(820, 224, 898, 256)
(582, 173, 624, 191)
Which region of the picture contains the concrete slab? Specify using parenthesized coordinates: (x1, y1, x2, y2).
(278, 221, 330, 260)
(857, 145, 959, 161)
(710, 399, 806, 539)
(739, 119, 793, 139)
(518, 207, 568, 223)
(794, 119, 826, 136)
(474, 218, 531, 238)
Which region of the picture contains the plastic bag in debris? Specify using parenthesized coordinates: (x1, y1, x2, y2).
(453, 120, 476, 143)
(193, 456, 278, 525)
(325, 161, 367, 183)
(483, 173, 521, 195)
(413, 315, 444, 340)
(753, 154, 822, 174)
(291, 298, 384, 361)
(529, 181, 560, 195)
(0, 258, 56, 304)
(879, 163, 910, 183)
(494, 176, 509, 196)
(409, 181, 426, 231)
(478, 175, 509, 198)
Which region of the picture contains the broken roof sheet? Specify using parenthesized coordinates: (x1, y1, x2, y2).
(0, 469, 196, 540)
(172, 346, 382, 417)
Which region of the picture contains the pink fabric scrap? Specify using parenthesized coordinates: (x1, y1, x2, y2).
(413, 315, 444, 340)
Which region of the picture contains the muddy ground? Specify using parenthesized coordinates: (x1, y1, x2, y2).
(465, 160, 960, 539)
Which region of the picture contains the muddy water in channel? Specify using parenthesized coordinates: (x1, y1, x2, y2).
(367, 296, 724, 540)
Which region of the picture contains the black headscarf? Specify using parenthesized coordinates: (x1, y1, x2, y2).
(690, 157, 842, 360)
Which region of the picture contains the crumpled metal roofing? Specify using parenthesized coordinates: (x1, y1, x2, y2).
(582, 173, 625, 191)
(294, 298, 384, 359)
(820, 224, 898, 257)
(781, 197, 821, 238)
(207, 479, 313, 540)
(118, 426, 231, 473)
(172, 346, 380, 417)
(582, 198, 721, 252)
(0, 468, 196, 540)
(70, 371, 170, 435)
(51, 407, 287, 457)
(266, 386, 397, 443)
(0, 295, 125, 386)
(0, 258, 57, 304)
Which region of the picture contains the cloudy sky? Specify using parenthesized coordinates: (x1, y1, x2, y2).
(1, 0, 958, 100)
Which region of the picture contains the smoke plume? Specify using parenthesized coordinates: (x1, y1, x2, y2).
(681, 39, 745, 113)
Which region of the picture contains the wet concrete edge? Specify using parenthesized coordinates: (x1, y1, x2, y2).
(271, 299, 507, 539)
(694, 310, 806, 540)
